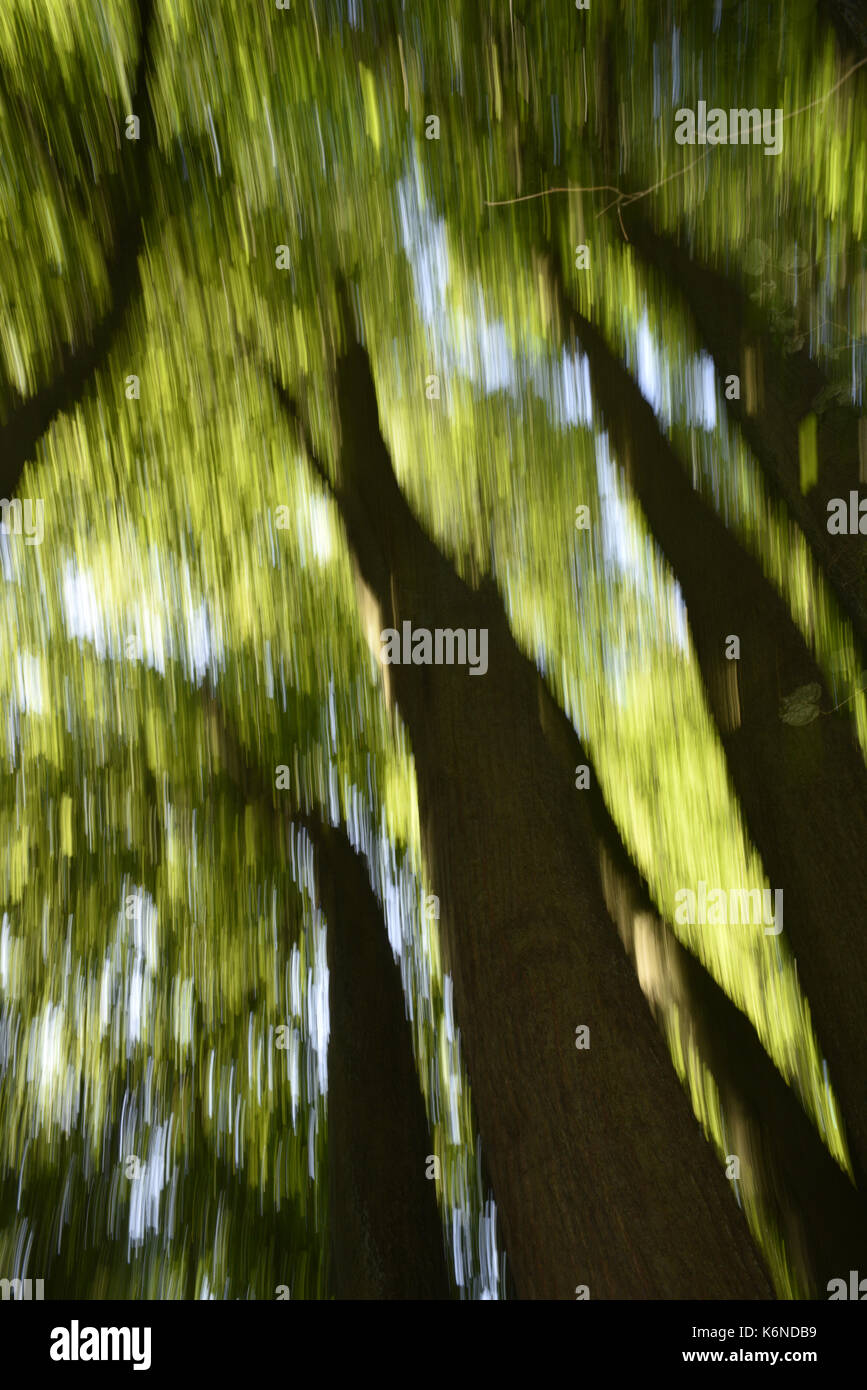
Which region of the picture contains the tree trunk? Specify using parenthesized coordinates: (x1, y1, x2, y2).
(536, 678, 867, 1299)
(541, 238, 867, 1190)
(202, 691, 450, 1298)
(624, 209, 867, 658)
(310, 819, 451, 1299)
(292, 292, 774, 1299)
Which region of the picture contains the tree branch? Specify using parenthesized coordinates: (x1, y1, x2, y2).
(0, 0, 157, 497)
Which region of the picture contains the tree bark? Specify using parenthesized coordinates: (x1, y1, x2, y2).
(537, 678, 867, 1299)
(286, 290, 774, 1299)
(310, 819, 451, 1299)
(541, 237, 867, 1190)
(624, 209, 867, 659)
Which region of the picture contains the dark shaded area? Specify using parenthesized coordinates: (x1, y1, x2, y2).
(313, 819, 451, 1299)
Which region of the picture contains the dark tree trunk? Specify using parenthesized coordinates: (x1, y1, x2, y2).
(537, 679, 867, 1299)
(541, 238, 867, 1191)
(287, 291, 774, 1299)
(310, 819, 451, 1299)
(202, 691, 450, 1298)
(624, 210, 867, 658)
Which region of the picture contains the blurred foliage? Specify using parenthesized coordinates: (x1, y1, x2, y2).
(0, 0, 864, 1298)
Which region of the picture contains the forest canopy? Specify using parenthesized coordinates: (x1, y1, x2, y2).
(0, 0, 866, 1302)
